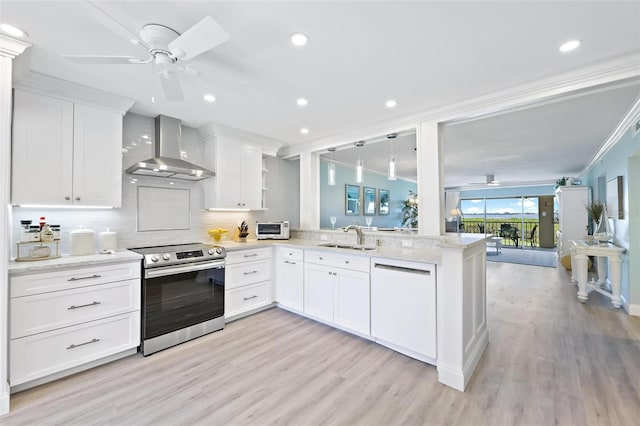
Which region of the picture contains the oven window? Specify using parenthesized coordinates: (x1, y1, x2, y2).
(258, 224, 282, 235)
(143, 267, 224, 339)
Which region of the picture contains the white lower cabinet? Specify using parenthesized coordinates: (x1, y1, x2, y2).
(275, 247, 304, 312)
(9, 260, 141, 388)
(225, 248, 272, 320)
(303, 250, 370, 336)
(370, 257, 436, 361)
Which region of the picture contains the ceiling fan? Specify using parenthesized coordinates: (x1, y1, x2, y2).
(62, 1, 230, 101)
(467, 174, 503, 186)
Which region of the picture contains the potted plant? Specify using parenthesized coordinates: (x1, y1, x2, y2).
(402, 191, 418, 228)
(586, 201, 604, 235)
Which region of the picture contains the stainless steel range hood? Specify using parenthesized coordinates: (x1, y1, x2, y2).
(126, 115, 214, 181)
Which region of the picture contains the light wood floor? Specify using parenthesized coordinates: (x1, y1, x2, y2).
(4, 262, 640, 425)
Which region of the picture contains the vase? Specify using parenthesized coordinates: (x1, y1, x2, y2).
(593, 206, 613, 243)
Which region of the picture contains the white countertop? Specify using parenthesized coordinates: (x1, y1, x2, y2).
(8, 250, 143, 276)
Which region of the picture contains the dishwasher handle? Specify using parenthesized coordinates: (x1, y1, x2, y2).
(374, 263, 431, 276)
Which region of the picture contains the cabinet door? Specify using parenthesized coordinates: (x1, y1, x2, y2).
(276, 258, 304, 312)
(73, 104, 123, 207)
(11, 90, 73, 205)
(241, 144, 262, 209)
(303, 263, 335, 323)
(334, 268, 370, 335)
(213, 139, 243, 208)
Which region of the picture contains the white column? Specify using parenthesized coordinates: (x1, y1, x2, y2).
(0, 35, 31, 416)
(299, 150, 319, 229)
(416, 121, 444, 236)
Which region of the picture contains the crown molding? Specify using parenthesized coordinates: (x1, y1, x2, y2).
(13, 69, 135, 114)
(280, 53, 640, 157)
(0, 35, 30, 59)
(579, 96, 640, 179)
(198, 122, 284, 156)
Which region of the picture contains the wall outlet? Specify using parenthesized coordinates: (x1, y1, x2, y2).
(401, 239, 413, 248)
(320, 234, 328, 241)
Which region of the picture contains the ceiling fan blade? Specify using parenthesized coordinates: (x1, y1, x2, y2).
(168, 16, 230, 61)
(178, 64, 200, 77)
(63, 55, 148, 65)
(85, 0, 150, 51)
(159, 70, 185, 102)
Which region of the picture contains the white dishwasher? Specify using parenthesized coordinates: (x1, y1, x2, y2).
(370, 257, 436, 363)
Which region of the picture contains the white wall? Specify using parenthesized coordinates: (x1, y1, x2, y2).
(10, 113, 299, 254)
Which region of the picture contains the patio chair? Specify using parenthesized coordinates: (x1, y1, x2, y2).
(524, 224, 538, 248)
(478, 223, 485, 233)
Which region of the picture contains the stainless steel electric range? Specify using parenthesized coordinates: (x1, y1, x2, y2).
(129, 243, 226, 356)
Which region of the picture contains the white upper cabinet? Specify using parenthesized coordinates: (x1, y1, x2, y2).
(11, 90, 123, 207)
(204, 135, 263, 210)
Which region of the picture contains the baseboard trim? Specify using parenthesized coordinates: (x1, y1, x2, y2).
(621, 295, 640, 316)
(0, 389, 9, 416)
(437, 327, 489, 392)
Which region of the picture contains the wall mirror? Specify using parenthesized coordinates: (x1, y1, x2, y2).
(345, 184, 360, 215)
(378, 189, 390, 215)
(363, 187, 376, 215)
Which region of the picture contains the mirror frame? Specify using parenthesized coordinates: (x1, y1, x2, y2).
(378, 188, 390, 215)
(345, 184, 361, 216)
(363, 187, 376, 216)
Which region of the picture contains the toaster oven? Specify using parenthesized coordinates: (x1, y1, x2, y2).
(256, 221, 290, 240)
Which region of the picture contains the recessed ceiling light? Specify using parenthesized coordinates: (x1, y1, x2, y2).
(300, 128, 309, 134)
(385, 99, 398, 108)
(0, 23, 27, 38)
(296, 98, 308, 107)
(559, 40, 580, 53)
(290, 33, 309, 47)
(203, 94, 216, 102)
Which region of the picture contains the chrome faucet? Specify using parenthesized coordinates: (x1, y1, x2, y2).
(344, 224, 365, 245)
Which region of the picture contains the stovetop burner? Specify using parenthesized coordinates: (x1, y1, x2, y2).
(129, 242, 226, 268)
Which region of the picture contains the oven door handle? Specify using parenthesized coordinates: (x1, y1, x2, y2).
(145, 261, 225, 278)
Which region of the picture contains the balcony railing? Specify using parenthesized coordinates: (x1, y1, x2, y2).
(460, 219, 542, 248)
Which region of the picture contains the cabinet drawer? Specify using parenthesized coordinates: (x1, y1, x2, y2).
(10, 311, 140, 386)
(304, 250, 370, 273)
(278, 247, 303, 262)
(226, 248, 272, 265)
(225, 282, 270, 317)
(11, 261, 141, 297)
(226, 259, 271, 289)
(11, 279, 140, 339)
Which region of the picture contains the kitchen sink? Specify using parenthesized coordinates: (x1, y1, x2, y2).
(317, 243, 376, 251)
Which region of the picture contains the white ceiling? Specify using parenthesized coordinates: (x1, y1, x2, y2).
(3, 1, 640, 187)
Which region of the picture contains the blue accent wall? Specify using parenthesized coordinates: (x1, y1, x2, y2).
(319, 161, 417, 229)
(583, 126, 640, 306)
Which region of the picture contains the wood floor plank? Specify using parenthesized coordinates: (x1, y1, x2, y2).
(3, 261, 640, 425)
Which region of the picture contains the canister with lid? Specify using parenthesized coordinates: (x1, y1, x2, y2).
(70, 226, 95, 256)
(98, 228, 118, 252)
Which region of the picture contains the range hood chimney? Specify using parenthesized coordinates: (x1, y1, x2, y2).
(125, 115, 214, 180)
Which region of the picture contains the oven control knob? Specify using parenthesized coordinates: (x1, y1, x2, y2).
(215, 248, 223, 255)
(162, 253, 171, 261)
(208, 249, 215, 255)
(150, 255, 159, 263)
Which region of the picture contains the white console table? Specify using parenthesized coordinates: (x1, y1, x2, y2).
(570, 240, 626, 308)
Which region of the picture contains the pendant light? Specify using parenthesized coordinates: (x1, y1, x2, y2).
(354, 141, 365, 183)
(327, 147, 336, 186)
(387, 133, 397, 181)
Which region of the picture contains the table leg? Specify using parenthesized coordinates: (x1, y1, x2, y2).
(575, 253, 589, 303)
(609, 256, 622, 308)
(570, 246, 577, 283)
(596, 256, 607, 286)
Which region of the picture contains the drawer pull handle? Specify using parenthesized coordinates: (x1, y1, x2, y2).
(68, 274, 101, 282)
(68, 301, 101, 310)
(244, 270, 258, 275)
(333, 272, 337, 276)
(244, 253, 259, 258)
(284, 260, 296, 265)
(67, 338, 100, 350)
(345, 260, 350, 264)
(243, 295, 258, 301)
(319, 257, 323, 260)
